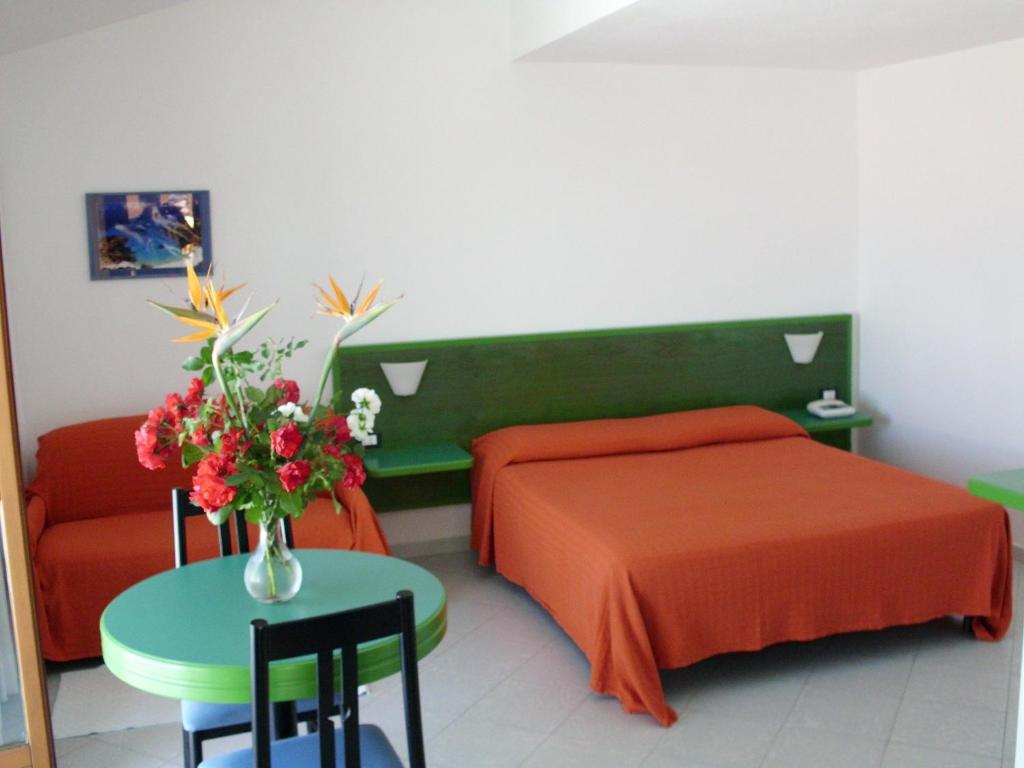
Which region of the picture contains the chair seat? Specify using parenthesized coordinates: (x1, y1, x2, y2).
(181, 701, 250, 732)
(197, 723, 402, 768)
(182, 694, 339, 733)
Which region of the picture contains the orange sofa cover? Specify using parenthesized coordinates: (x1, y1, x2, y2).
(27, 414, 390, 661)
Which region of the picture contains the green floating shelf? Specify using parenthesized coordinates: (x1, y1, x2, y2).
(362, 442, 474, 479)
(968, 469, 1024, 510)
(778, 409, 874, 434)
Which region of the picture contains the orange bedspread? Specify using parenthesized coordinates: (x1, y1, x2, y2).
(471, 406, 1012, 726)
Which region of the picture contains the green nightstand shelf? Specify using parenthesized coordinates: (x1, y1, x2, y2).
(968, 469, 1024, 510)
(777, 408, 873, 451)
(361, 442, 474, 511)
(778, 409, 874, 434)
(362, 442, 474, 479)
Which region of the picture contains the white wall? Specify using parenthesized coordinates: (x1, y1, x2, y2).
(858, 38, 1024, 541)
(0, 0, 858, 482)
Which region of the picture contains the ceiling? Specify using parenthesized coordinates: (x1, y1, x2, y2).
(3, 0, 1024, 69)
(517, 0, 1024, 70)
(0, 0, 193, 57)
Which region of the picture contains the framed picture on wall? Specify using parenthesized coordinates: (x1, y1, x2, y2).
(86, 190, 211, 280)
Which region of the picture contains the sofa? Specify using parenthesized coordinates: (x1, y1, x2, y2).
(26, 414, 391, 661)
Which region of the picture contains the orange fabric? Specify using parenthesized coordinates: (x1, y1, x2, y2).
(471, 406, 1012, 726)
(471, 405, 809, 564)
(26, 415, 194, 524)
(27, 415, 391, 661)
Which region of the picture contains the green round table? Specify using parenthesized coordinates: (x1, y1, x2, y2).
(101, 550, 447, 704)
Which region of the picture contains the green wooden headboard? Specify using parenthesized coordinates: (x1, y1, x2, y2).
(334, 314, 853, 511)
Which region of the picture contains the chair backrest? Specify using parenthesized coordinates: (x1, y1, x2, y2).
(171, 488, 252, 567)
(250, 590, 425, 768)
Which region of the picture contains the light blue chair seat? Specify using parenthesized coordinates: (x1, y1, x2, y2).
(197, 723, 402, 768)
(182, 694, 338, 734)
(180, 701, 250, 733)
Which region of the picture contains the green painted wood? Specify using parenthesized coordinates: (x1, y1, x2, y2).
(336, 314, 853, 510)
(100, 550, 446, 704)
(968, 469, 1024, 510)
(363, 443, 474, 478)
(778, 409, 873, 434)
(362, 472, 471, 513)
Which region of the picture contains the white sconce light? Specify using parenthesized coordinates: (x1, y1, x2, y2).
(784, 331, 823, 365)
(380, 360, 428, 397)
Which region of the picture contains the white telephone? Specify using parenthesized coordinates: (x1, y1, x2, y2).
(807, 398, 856, 419)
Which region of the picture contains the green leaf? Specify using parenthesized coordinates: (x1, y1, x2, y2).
(181, 441, 204, 467)
(182, 356, 204, 371)
(279, 492, 303, 518)
(213, 302, 276, 358)
(202, 367, 215, 386)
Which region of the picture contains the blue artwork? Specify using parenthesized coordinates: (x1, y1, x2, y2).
(87, 191, 211, 279)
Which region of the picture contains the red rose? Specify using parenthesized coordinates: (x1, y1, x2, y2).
(134, 424, 167, 470)
(321, 443, 343, 458)
(341, 453, 366, 489)
(192, 423, 211, 447)
(273, 378, 300, 405)
(320, 414, 351, 444)
(190, 453, 238, 515)
(185, 377, 205, 407)
(278, 460, 311, 492)
(164, 393, 185, 430)
(135, 407, 174, 470)
(219, 427, 248, 457)
(270, 422, 302, 458)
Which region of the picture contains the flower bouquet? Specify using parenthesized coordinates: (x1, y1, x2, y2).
(135, 265, 399, 602)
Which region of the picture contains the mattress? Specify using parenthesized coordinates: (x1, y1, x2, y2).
(470, 406, 1012, 725)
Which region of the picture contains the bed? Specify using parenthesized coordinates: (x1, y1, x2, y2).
(470, 405, 1012, 726)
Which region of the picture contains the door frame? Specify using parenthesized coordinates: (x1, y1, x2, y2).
(0, 223, 54, 766)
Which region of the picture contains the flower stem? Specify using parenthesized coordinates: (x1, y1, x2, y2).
(213, 347, 248, 429)
(306, 336, 339, 436)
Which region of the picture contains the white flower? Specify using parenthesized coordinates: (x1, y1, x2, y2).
(351, 387, 382, 415)
(347, 409, 375, 445)
(276, 402, 309, 424)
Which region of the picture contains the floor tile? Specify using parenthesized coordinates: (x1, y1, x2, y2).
(428, 714, 547, 768)
(503, 636, 591, 694)
(903, 659, 1010, 711)
(55, 736, 169, 768)
(94, 722, 182, 762)
(881, 742, 1002, 767)
(762, 726, 886, 768)
(462, 675, 588, 734)
(891, 699, 1005, 758)
(552, 694, 666, 756)
(805, 649, 915, 700)
(525, 734, 653, 767)
(686, 660, 809, 728)
(787, 680, 902, 739)
(642, 710, 776, 767)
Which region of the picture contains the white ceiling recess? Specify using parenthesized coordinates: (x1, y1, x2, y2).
(0, 0, 194, 57)
(512, 0, 1024, 70)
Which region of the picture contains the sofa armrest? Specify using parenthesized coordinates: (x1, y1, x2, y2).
(26, 495, 46, 559)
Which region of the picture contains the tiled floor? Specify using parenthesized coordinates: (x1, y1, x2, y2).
(50, 551, 1022, 767)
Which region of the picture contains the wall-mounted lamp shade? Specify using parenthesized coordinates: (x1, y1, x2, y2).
(380, 360, 428, 397)
(784, 332, 823, 365)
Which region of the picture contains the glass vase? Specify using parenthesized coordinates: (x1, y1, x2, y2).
(244, 518, 303, 603)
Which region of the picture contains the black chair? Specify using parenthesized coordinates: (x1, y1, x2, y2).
(172, 489, 306, 768)
(197, 591, 426, 768)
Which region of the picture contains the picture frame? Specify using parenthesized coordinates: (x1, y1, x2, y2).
(86, 190, 211, 280)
